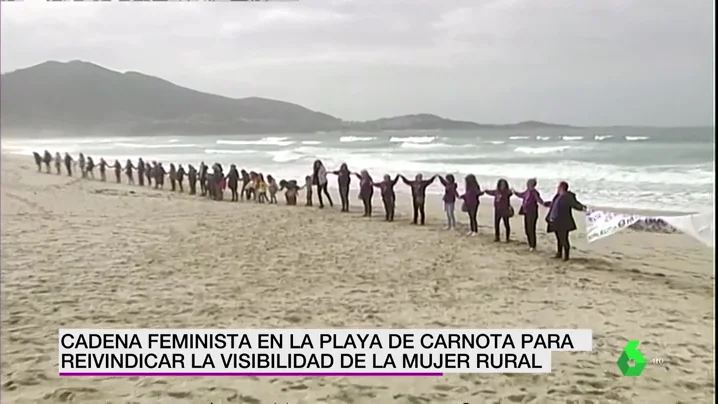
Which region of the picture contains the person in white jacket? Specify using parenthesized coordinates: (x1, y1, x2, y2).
(312, 159, 334, 208)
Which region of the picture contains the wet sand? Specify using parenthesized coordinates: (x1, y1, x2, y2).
(1, 154, 714, 403)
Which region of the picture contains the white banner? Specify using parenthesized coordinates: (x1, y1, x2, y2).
(586, 209, 714, 248)
(585, 209, 642, 243)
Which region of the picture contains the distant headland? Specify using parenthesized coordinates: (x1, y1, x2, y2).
(0, 60, 602, 135)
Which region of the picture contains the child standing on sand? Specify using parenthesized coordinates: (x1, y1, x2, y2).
(257, 174, 268, 203)
(303, 175, 313, 206)
(267, 175, 279, 204)
(280, 180, 300, 205)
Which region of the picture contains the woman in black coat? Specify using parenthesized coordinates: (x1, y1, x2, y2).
(545, 181, 585, 261)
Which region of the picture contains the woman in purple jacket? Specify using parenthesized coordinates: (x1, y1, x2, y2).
(459, 174, 482, 236)
(513, 178, 545, 251)
(484, 178, 513, 242)
(438, 174, 459, 230)
(354, 170, 374, 217)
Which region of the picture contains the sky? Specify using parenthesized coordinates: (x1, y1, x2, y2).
(1, 0, 714, 126)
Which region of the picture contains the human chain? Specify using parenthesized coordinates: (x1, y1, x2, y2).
(33, 150, 587, 261)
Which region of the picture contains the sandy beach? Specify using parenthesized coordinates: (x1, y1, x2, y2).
(1, 154, 714, 403)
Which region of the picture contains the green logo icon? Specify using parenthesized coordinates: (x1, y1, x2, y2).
(617, 340, 647, 376)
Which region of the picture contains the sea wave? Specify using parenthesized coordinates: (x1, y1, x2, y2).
(204, 149, 257, 155)
(268, 150, 305, 163)
(301, 140, 322, 145)
(115, 142, 200, 149)
(509, 136, 530, 140)
(536, 136, 551, 141)
(216, 137, 293, 146)
(594, 135, 613, 141)
(389, 136, 436, 144)
(562, 136, 584, 141)
(339, 136, 376, 143)
(514, 146, 572, 155)
(399, 142, 452, 149)
(488, 140, 505, 145)
(626, 136, 650, 141)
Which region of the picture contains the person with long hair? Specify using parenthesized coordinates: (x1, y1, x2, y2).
(331, 163, 352, 212)
(33, 152, 42, 172)
(144, 161, 153, 187)
(113, 159, 122, 183)
(484, 178, 513, 242)
(42, 150, 53, 173)
(226, 164, 240, 201)
(545, 181, 585, 261)
(312, 160, 333, 208)
(176, 164, 186, 192)
(125, 159, 135, 185)
(399, 173, 437, 225)
(85, 156, 95, 178)
(513, 178, 545, 251)
(98, 158, 108, 181)
(240, 169, 251, 200)
(438, 174, 460, 230)
(169, 164, 177, 191)
(460, 174, 482, 236)
(136, 158, 145, 186)
(355, 170, 374, 216)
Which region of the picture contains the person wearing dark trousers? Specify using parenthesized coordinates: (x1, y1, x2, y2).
(137, 158, 145, 186)
(400, 173, 437, 225)
(312, 160, 333, 208)
(373, 174, 400, 221)
(545, 181, 585, 261)
(513, 178, 545, 251)
(459, 174, 482, 236)
(169, 164, 177, 191)
(355, 170, 373, 217)
(485, 179, 513, 242)
(64, 153, 74, 177)
(188, 165, 198, 195)
(331, 163, 352, 212)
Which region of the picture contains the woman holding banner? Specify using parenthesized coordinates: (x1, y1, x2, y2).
(545, 181, 585, 261)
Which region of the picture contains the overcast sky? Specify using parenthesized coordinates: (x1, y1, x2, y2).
(1, 0, 714, 126)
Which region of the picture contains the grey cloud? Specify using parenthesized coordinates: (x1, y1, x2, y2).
(1, 0, 713, 126)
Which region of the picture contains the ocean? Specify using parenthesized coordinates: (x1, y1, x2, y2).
(2, 127, 714, 213)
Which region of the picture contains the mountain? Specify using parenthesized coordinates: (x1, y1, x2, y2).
(0, 61, 341, 135)
(0, 61, 575, 135)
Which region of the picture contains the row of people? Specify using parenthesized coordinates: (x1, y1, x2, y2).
(34, 151, 585, 261)
(307, 160, 584, 260)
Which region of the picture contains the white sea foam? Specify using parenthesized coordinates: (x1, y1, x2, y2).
(301, 140, 322, 145)
(115, 142, 200, 149)
(488, 141, 505, 145)
(268, 150, 305, 163)
(594, 135, 613, 141)
(536, 136, 551, 140)
(216, 137, 294, 146)
(204, 149, 257, 155)
(562, 136, 584, 141)
(389, 136, 436, 144)
(626, 136, 650, 141)
(514, 146, 572, 155)
(399, 142, 452, 149)
(339, 136, 376, 143)
(509, 136, 530, 140)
